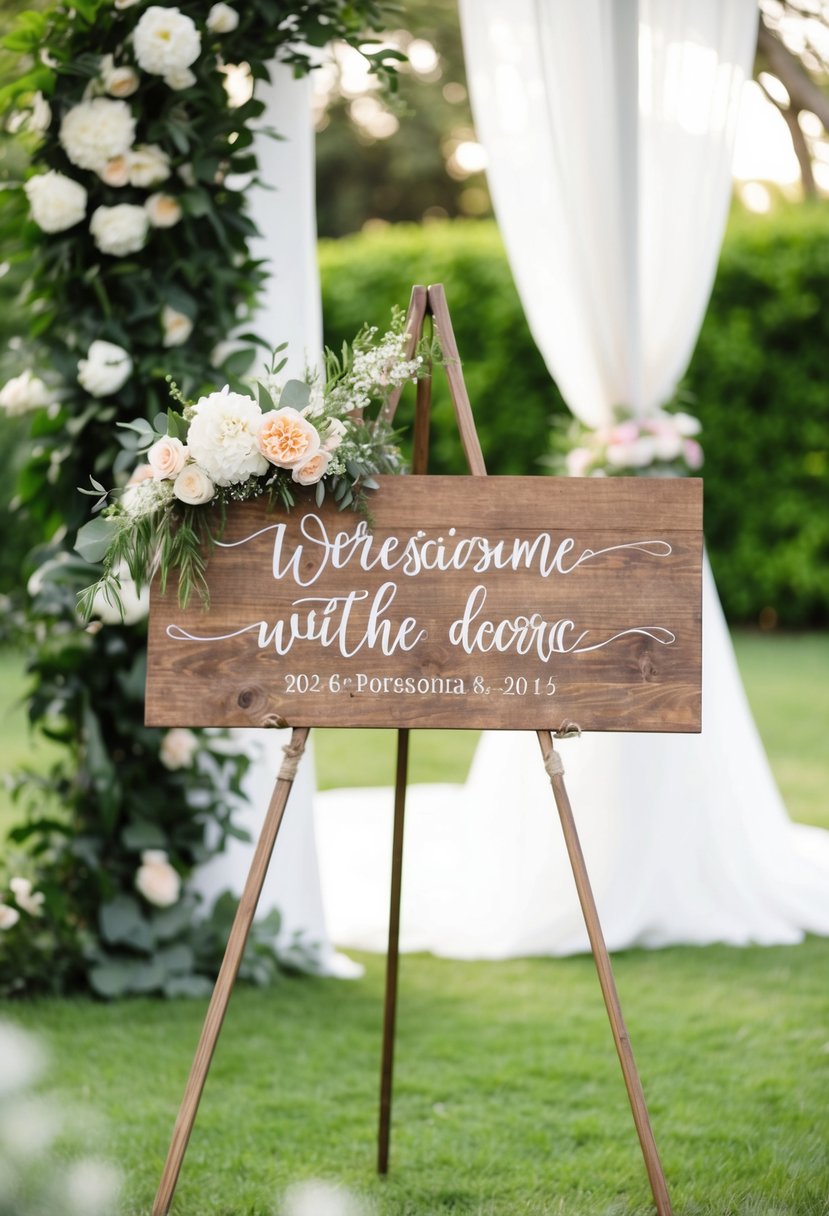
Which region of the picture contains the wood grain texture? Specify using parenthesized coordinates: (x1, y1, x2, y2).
(146, 477, 702, 733)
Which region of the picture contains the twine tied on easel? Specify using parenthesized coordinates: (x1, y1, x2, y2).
(544, 749, 565, 779)
(278, 734, 307, 781)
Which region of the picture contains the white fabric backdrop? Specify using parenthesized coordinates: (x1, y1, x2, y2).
(190, 63, 361, 978)
(314, 0, 829, 956)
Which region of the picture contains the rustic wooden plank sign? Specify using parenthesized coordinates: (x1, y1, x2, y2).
(146, 474, 702, 733)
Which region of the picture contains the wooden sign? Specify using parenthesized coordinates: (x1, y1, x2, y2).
(146, 474, 701, 733)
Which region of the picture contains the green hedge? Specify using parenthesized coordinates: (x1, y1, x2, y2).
(319, 210, 829, 627)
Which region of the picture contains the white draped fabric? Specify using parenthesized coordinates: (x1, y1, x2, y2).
(313, 0, 829, 956)
(190, 63, 361, 978)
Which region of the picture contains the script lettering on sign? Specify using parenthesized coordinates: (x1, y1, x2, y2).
(145, 476, 702, 732)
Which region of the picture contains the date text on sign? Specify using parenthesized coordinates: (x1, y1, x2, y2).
(145, 476, 702, 732)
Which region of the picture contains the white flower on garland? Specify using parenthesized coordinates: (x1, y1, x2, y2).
(134, 849, 181, 907)
(145, 192, 182, 228)
(293, 449, 330, 486)
(24, 170, 87, 233)
(207, 3, 240, 34)
(77, 340, 132, 397)
(127, 143, 170, 188)
(164, 66, 197, 91)
(9, 878, 45, 918)
(160, 728, 199, 770)
(59, 97, 135, 172)
(0, 905, 20, 930)
(99, 157, 129, 188)
(0, 370, 55, 416)
(186, 387, 269, 486)
(133, 6, 201, 84)
(90, 203, 149, 256)
(161, 304, 193, 347)
(90, 560, 149, 625)
(98, 54, 140, 99)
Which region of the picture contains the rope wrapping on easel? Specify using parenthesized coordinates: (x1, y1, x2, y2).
(544, 748, 565, 779)
(278, 733, 307, 782)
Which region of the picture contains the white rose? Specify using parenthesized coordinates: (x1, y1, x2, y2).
(0, 370, 54, 416)
(90, 203, 149, 256)
(173, 464, 215, 504)
(24, 170, 87, 233)
(28, 91, 51, 132)
(148, 435, 187, 479)
(178, 162, 196, 187)
(99, 54, 140, 98)
(161, 304, 193, 347)
(164, 66, 196, 91)
(187, 387, 268, 485)
(651, 432, 683, 462)
(127, 143, 170, 188)
(0, 904, 20, 930)
(59, 98, 135, 171)
(135, 850, 181, 908)
(606, 436, 656, 469)
(9, 878, 44, 918)
(207, 3, 239, 33)
(159, 728, 199, 770)
(99, 156, 130, 188)
(134, 7, 201, 77)
(77, 340, 132, 397)
(673, 411, 702, 437)
(145, 192, 182, 228)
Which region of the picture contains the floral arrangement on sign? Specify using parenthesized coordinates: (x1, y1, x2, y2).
(551, 405, 703, 478)
(0, 0, 401, 999)
(77, 314, 429, 616)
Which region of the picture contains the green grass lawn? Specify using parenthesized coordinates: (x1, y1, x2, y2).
(2, 635, 828, 1215)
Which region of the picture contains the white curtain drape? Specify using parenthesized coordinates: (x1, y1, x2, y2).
(190, 63, 361, 978)
(313, 0, 829, 956)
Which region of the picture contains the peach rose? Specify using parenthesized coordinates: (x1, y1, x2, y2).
(148, 436, 187, 480)
(258, 407, 320, 469)
(292, 450, 331, 486)
(100, 156, 130, 188)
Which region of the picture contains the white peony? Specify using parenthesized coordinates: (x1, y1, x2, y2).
(145, 192, 182, 228)
(99, 54, 140, 98)
(161, 304, 193, 347)
(127, 143, 170, 188)
(148, 436, 187, 479)
(77, 340, 132, 397)
(90, 203, 149, 256)
(187, 387, 268, 485)
(164, 66, 197, 90)
(0, 370, 54, 416)
(59, 98, 135, 171)
(173, 464, 214, 504)
(135, 850, 181, 907)
(207, 3, 239, 33)
(160, 728, 199, 770)
(24, 170, 87, 233)
(134, 7, 201, 78)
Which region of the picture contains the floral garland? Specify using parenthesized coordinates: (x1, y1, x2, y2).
(77, 313, 429, 616)
(551, 405, 704, 478)
(0, 0, 400, 999)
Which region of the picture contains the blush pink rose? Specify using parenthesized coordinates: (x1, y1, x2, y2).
(148, 436, 187, 480)
(292, 450, 331, 486)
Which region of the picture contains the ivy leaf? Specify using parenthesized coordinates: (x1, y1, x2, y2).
(99, 894, 154, 950)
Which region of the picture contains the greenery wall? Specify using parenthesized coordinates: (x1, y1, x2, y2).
(319, 208, 829, 628)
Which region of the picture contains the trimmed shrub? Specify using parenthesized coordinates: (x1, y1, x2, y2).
(319, 211, 829, 626)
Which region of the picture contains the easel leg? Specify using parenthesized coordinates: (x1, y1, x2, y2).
(152, 726, 310, 1216)
(536, 730, 673, 1216)
(378, 727, 409, 1174)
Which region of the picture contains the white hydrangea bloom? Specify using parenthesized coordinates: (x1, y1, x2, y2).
(133, 7, 201, 78)
(0, 370, 54, 416)
(187, 386, 268, 485)
(126, 143, 170, 188)
(24, 170, 87, 233)
(59, 98, 135, 171)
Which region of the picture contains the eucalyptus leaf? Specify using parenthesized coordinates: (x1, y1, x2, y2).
(99, 894, 154, 950)
(75, 516, 118, 563)
(279, 379, 311, 410)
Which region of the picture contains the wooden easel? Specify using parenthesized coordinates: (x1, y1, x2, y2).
(151, 285, 673, 1216)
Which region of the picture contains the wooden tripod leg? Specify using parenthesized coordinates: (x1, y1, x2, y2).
(378, 727, 410, 1174)
(152, 726, 310, 1216)
(536, 730, 673, 1216)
